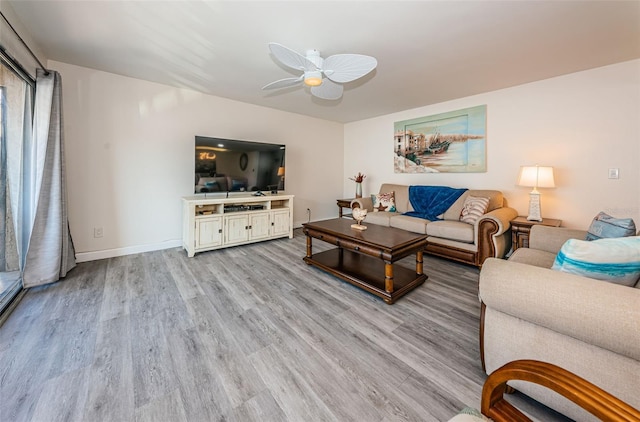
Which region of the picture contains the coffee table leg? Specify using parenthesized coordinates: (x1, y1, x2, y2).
(385, 262, 394, 293)
(306, 235, 312, 260)
(416, 251, 423, 275)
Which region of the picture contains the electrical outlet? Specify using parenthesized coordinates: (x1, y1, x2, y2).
(94, 227, 103, 238)
(608, 168, 619, 179)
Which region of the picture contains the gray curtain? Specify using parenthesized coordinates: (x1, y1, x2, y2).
(22, 69, 75, 288)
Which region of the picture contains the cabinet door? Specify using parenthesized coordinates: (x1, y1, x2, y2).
(195, 217, 223, 248)
(249, 212, 271, 240)
(271, 209, 290, 237)
(224, 214, 249, 244)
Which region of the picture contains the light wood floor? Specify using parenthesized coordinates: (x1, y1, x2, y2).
(1, 229, 565, 421)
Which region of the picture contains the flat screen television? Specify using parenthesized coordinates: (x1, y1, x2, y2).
(195, 136, 286, 194)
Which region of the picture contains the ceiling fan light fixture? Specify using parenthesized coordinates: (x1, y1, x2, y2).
(263, 43, 377, 100)
(304, 70, 323, 87)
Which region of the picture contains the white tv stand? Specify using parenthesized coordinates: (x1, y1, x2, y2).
(182, 193, 294, 257)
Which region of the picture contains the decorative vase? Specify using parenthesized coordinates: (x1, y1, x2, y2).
(355, 182, 362, 198)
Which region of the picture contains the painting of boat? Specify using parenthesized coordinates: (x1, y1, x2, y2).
(394, 105, 487, 173)
(424, 132, 451, 155)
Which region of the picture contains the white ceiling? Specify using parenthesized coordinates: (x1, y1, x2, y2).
(6, 1, 640, 123)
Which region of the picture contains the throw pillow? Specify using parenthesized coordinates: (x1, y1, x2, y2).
(459, 196, 490, 225)
(371, 191, 396, 212)
(586, 211, 636, 240)
(551, 236, 640, 286)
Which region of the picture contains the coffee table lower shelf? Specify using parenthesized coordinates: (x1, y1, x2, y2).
(304, 248, 427, 304)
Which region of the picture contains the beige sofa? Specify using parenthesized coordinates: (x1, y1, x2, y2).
(353, 184, 517, 267)
(195, 175, 248, 193)
(479, 225, 640, 421)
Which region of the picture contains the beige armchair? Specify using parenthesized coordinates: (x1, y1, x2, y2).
(479, 225, 640, 421)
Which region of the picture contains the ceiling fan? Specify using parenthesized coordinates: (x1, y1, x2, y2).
(262, 43, 377, 100)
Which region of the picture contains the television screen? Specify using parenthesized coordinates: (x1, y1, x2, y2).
(195, 136, 286, 194)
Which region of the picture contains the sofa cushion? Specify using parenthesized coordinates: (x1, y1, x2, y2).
(509, 248, 557, 268)
(460, 196, 490, 225)
(427, 236, 477, 252)
(442, 191, 469, 220)
(404, 186, 468, 221)
(197, 176, 228, 192)
(389, 214, 429, 234)
(585, 211, 636, 240)
(364, 211, 394, 227)
(552, 236, 640, 286)
(379, 184, 411, 213)
(427, 220, 475, 243)
(527, 226, 589, 254)
(443, 190, 503, 220)
(371, 191, 396, 212)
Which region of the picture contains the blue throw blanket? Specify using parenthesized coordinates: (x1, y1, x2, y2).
(404, 186, 468, 221)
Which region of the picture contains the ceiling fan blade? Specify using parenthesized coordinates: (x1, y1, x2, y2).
(262, 76, 303, 90)
(323, 54, 377, 83)
(268, 43, 317, 72)
(311, 79, 343, 100)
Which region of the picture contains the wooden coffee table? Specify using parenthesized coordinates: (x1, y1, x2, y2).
(302, 218, 428, 304)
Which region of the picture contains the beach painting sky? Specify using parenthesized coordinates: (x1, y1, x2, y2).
(394, 105, 487, 173)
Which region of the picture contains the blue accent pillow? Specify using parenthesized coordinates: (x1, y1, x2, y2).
(586, 212, 636, 240)
(552, 236, 640, 286)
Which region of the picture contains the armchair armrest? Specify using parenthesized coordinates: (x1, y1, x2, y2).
(482, 360, 640, 422)
(350, 197, 373, 212)
(528, 225, 588, 254)
(476, 206, 518, 237)
(479, 258, 640, 361)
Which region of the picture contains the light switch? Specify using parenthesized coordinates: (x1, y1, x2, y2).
(608, 168, 619, 179)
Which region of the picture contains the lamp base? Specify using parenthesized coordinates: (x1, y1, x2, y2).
(527, 192, 543, 222)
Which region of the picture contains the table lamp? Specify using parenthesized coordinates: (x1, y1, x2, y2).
(517, 165, 555, 221)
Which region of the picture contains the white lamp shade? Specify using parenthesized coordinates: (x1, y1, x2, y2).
(518, 166, 555, 189)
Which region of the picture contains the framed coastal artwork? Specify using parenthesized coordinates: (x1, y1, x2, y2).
(394, 105, 487, 173)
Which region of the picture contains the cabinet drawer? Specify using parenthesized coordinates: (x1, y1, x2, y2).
(305, 230, 339, 246)
(335, 237, 380, 257)
(303, 228, 381, 257)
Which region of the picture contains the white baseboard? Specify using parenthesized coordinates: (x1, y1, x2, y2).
(75, 240, 183, 262)
(76, 219, 336, 263)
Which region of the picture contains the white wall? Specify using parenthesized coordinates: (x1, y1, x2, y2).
(51, 58, 640, 261)
(344, 60, 640, 229)
(50, 61, 343, 261)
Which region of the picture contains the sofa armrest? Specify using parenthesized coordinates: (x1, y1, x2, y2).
(528, 225, 588, 254)
(479, 258, 640, 362)
(351, 197, 373, 212)
(476, 206, 518, 237)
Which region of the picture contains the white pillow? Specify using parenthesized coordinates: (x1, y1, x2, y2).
(552, 236, 640, 286)
(459, 196, 490, 225)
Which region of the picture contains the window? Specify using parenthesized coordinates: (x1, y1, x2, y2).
(0, 58, 34, 313)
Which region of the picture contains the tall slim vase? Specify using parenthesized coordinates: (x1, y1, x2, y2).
(355, 182, 362, 198)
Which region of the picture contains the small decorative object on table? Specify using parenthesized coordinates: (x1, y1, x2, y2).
(349, 172, 366, 198)
(351, 207, 368, 230)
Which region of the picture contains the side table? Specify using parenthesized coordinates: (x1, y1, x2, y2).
(336, 198, 355, 218)
(511, 216, 562, 251)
